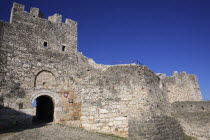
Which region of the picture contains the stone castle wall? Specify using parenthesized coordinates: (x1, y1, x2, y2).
(78, 65, 171, 137)
(172, 101, 210, 140)
(0, 2, 207, 140)
(158, 71, 203, 103)
(0, 2, 80, 128)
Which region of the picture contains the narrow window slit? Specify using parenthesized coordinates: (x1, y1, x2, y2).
(44, 42, 47, 47)
(62, 45, 66, 51)
(19, 103, 23, 109)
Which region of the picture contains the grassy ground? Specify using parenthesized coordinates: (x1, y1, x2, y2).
(184, 135, 197, 140)
(96, 132, 128, 140)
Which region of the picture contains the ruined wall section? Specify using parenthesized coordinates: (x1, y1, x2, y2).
(74, 64, 148, 137)
(126, 68, 185, 140)
(172, 101, 210, 140)
(73, 63, 184, 139)
(142, 67, 170, 116)
(162, 71, 202, 103)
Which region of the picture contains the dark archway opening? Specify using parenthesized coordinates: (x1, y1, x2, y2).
(36, 95, 54, 123)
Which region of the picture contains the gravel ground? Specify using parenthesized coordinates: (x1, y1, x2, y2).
(0, 124, 127, 140)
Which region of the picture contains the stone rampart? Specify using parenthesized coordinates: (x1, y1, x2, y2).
(160, 71, 202, 103)
(129, 115, 185, 140)
(172, 101, 210, 140)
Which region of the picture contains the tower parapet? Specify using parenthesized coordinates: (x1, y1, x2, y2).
(30, 7, 44, 18)
(10, 3, 77, 26)
(48, 14, 62, 23)
(162, 71, 203, 103)
(8, 2, 77, 53)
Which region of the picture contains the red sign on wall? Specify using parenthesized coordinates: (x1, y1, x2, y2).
(64, 92, 69, 98)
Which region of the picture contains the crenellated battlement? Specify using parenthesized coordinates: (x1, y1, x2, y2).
(160, 71, 203, 103)
(30, 7, 44, 18)
(157, 71, 189, 78)
(10, 3, 77, 29)
(11, 2, 25, 11)
(6, 2, 78, 54)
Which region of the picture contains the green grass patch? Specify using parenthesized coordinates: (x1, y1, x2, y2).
(184, 135, 197, 140)
(96, 132, 128, 140)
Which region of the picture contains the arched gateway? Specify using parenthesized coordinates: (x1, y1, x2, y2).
(31, 91, 58, 123)
(32, 70, 58, 123)
(36, 95, 54, 122)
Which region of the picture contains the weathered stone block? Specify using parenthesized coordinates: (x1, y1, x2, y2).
(99, 109, 108, 114)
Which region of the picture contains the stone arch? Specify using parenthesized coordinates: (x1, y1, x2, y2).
(31, 68, 59, 89)
(30, 90, 60, 122)
(34, 70, 56, 89)
(30, 90, 58, 104)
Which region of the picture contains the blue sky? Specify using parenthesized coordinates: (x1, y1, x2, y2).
(0, 0, 210, 100)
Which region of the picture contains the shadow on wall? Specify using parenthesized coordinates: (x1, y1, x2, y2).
(171, 101, 210, 139)
(0, 79, 49, 134)
(128, 115, 185, 140)
(0, 104, 48, 134)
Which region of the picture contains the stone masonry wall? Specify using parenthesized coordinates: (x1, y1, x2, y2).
(160, 71, 202, 103)
(77, 64, 170, 137)
(10, 3, 77, 53)
(0, 2, 81, 128)
(129, 116, 185, 140)
(0, 2, 201, 139)
(172, 101, 210, 140)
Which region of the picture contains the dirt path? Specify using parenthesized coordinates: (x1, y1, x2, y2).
(0, 124, 127, 140)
